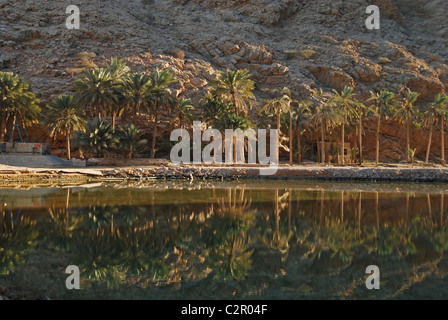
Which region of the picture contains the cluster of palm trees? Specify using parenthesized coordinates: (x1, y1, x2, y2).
(1, 62, 448, 165)
(46, 58, 178, 159)
(272, 86, 448, 165)
(0, 72, 40, 144)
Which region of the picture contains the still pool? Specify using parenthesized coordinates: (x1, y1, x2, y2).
(1, 180, 447, 300)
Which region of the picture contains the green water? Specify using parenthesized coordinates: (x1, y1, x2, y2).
(1, 180, 447, 300)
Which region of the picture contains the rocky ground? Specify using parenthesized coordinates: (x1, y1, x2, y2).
(2, 162, 448, 184)
(0, 0, 447, 161)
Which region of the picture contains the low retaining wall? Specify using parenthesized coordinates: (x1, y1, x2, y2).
(5, 143, 51, 155)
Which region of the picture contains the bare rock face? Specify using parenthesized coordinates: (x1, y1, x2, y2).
(0, 0, 446, 100)
(0, 0, 447, 161)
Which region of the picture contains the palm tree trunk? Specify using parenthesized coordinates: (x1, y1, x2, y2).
(341, 116, 345, 165)
(406, 110, 411, 162)
(359, 110, 363, 165)
(297, 130, 302, 163)
(0, 110, 6, 143)
(321, 116, 325, 164)
(11, 115, 16, 142)
(289, 111, 293, 166)
(277, 107, 281, 132)
(232, 92, 238, 116)
(66, 128, 71, 160)
(376, 111, 380, 166)
(96, 103, 102, 121)
(425, 117, 433, 164)
(250, 108, 255, 124)
(352, 127, 357, 164)
(151, 112, 158, 158)
(277, 107, 281, 164)
(441, 116, 445, 164)
(316, 135, 320, 163)
(112, 111, 116, 132)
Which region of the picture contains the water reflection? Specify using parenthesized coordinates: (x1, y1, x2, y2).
(0, 181, 447, 299)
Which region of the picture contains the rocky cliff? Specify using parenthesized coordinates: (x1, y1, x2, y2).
(0, 0, 447, 161)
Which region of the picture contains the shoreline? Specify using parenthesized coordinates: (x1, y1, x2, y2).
(2, 163, 448, 185)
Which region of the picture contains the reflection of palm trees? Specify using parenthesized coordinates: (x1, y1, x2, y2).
(72, 230, 125, 289)
(259, 189, 294, 257)
(119, 228, 171, 281)
(327, 223, 360, 264)
(43, 205, 171, 288)
(316, 212, 362, 264)
(357, 192, 362, 238)
(43, 208, 80, 251)
(426, 193, 433, 230)
(208, 235, 254, 281)
(440, 194, 445, 228)
(0, 209, 38, 275)
(303, 191, 364, 265)
(203, 188, 255, 280)
(83, 206, 119, 233)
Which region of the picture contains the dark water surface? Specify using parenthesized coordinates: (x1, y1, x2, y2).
(1, 180, 448, 300)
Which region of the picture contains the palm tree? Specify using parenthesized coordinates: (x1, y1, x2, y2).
(215, 113, 254, 163)
(425, 94, 448, 163)
(260, 87, 294, 165)
(72, 68, 117, 121)
(147, 68, 177, 158)
(209, 69, 256, 117)
(200, 96, 233, 127)
(173, 98, 195, 129)
(309, 89, 340, 164)
(103, 57, 130, 81)
(393, 89, 420, 162)
(434, 94, 448, 164)
(0, 72, 40, 142)
(121, 72, 152, 122)
(104, 58, 130, 131)
(117, 123, 148, 159)
(424, 105, 437, 164)
(294, 99, 312, 163)
(332, 86, 358, 165)
(367, 90, 398, 165)
(353, 100, 372, 165)
(73, 120, 118, 158)
(45, 94, 86, 160)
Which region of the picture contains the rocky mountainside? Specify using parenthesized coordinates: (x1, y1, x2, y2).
(0, 0, 447, 160)
(1, 0, 446, 101)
